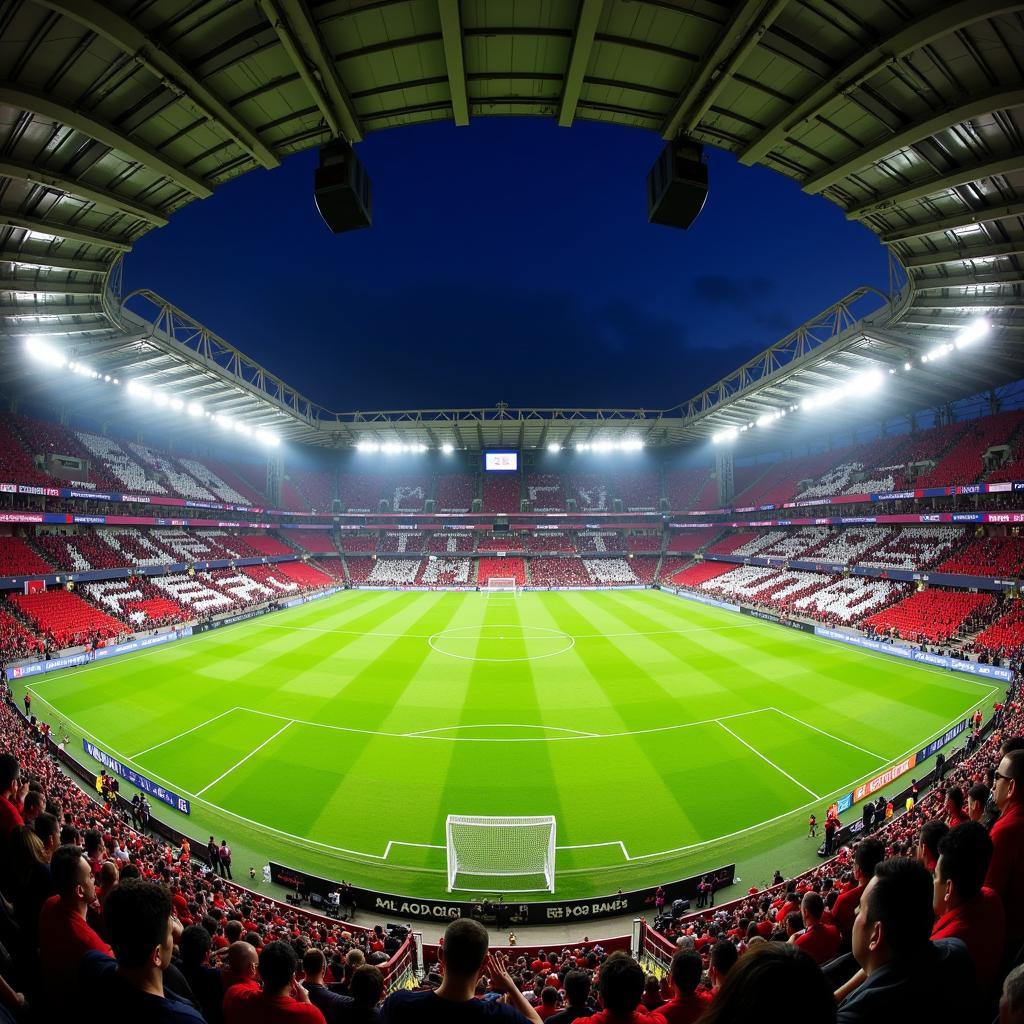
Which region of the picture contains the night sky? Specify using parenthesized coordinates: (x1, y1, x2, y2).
(126, 118, 888, 414)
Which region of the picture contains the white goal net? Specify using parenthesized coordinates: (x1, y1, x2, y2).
(485, 577, 518, 593)
(446, 814, 556, 893)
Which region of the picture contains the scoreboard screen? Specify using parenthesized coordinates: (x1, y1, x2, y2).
(484, 451, 518, 473)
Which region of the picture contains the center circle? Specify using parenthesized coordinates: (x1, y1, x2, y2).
(427, 624, 575, 662)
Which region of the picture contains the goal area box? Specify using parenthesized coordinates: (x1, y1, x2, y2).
(446, 814, 556, 893)
(485, 578, 518, 593)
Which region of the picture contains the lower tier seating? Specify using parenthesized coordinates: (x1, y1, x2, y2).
(10, 589, 126, 647)
(862, 588, 994, 644)
(477, 557, 526, 586)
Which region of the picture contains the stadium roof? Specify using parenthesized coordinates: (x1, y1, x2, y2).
(1, 0, 1022, 451)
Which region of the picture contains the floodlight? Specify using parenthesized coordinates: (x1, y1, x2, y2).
(25, 336, 67, 368)
(442, 443, 454, 454)
(152, 392, 169, 408)
(547, 443, 561, 453)
(127, 381, 150, 398)
(187, 402, 204, 417)
(954, 317, 989, 348)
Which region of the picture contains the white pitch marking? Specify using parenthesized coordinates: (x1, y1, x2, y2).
(131, 707, 241, 758)
(403, 723, 600, 738)
(717, 720, 820, 800)
(195, 722, 293, 796)
(767, 707, 890, 763)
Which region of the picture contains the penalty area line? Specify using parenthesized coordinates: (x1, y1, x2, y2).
(131, 707, 242, 758)
(717, 720, 820, 800)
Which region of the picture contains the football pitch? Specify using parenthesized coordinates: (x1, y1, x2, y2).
(21, 589, 994, 900)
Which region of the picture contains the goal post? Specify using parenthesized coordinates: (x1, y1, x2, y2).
(485, 577, 518, 593)
(446, 814, 556, 893)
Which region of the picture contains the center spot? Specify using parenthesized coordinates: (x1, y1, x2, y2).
(427, 624, 576, 663)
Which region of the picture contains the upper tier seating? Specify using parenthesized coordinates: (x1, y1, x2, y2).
(76, 431, 168, 494)
(706, 532, 761, 556)
(482, 475, 520, 513)
(425, 531, 476, 553)
(11, 589, 126, 647)
(385, 475, 429, 512)
(666, 468, 713, 511)
(238, 534, 295, 557)
(203, 569, 277, 605)
(791, 576, 905, 624)
(311, 557, 345, 580)
(98, 528, 175, 567)
(417, 557, 474, 586)
(936, 535, 1024, 577)
(526, 474, 566, 511)
(128, 442, 216, 501)
(11, 414, 119, 490)
(915, 411, 1024, 488)
(237, 565, 302, 593)
(342, 557, 375, 584)
(435, 473, 475, 512)
(477, 556, 526, 586)
(176, 457, 250, 504)
(290, 531, 338, 555)
(733, 451, 841, 507)
(0, 537, 53, 576)
(527, 556, 587, 587)
(863, 589, 994, 643)
(0, 420, 55, 488)
(577, 530, 624, 553)
(732, 527, 830, 561)
(584, 558, 638, 585)
(287, 467, 334, 510)
(204, 459, 268, 504)
(613, 471, 661, 512)
(339, 473, 384, 512)
(569, 474, 609, 512)
(273, 562, 335, 588)
(701, 565, 828, 607)
(380, 532, 424, 554)
(150, 573, 236, 614)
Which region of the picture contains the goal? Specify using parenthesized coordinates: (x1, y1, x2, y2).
(446, 814, 556, 893)
(485, 577, 518, 593)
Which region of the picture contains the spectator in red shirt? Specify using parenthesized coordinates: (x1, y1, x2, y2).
(792, 892, 841, 965)
(707, 941, 738, 995)
(986, 749, 1024, 952)
(224, 940, 325, 1023)
(831, 839, 884, 947)
(944, 787, 968, 828)
(915, 819, 947, 872)
(588, 951, 659, 1024)
(548, 970, 594, 1023)
(0, 753, 26, 838)
(932, 821, 1005, 993)
(221, 939, 260, 994)
(968, 783, 990, 824)
(651, 950, 710, 1024)
(538, 986, 562, 1019)
(698, 943, 834, 1024)
(37, 844, 112, 987)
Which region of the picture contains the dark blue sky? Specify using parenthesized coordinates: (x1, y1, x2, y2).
(126, 118, 888, 413)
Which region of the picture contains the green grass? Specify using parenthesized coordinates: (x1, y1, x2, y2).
(19, 589, 994, 900)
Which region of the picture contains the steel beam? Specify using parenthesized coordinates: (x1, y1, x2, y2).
(259, 0, 363, 142)
(0, 252, 109, 275)
(900, 241, 1024, 269)
(879, 200, 1024, 243)
(740, 1, 1024, 166)
(845, 154, 1022, 221)
(0, 158, 168, 227)
(437, 0, 470, 127)
(37, 0, 277, 170)
(661, 0, 787, 139)
(0, 280, 102, 296)
(912, 269, 1023, 290)
(0, 86, 212, 200)
(558, 0, 603, 127)
(0, 211, 132, 252)
(0, 304, 104, 318)
(804, 90, 1024, 195)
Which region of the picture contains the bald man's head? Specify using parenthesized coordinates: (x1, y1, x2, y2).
(227, 940, 258, 977)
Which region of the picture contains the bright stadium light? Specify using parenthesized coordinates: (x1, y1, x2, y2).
(255, 430, 280, 447)
(187, 402, 204, 417)
(712, 427, 738, 444)
(356, 441, 380, 453)
(127, 381, 150, 399)
(441, 443, 454, 454)
(25, 336, 66, 368)
(547, 443, 561, 453)
(954, 317, 990, 348)
(152, 392, 169, 408)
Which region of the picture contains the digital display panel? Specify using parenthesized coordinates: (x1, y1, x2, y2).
(484, 451, 519, 472)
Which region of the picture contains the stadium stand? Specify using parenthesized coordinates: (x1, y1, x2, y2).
(34, 532, 123, 572)
(857, 527, 965, 571)
(665, 527, 722, 553)
(974, 605, 1024, 657)
(862, 588, 995, 643)
(339, 473, 385, 512)
(310, 556, 345, 580)
(731, 450, 839, 507)
(629, 557, 661, 584)
(380, 531, 424, 553)
(915, 411, 1024, 487)
(339, 533, 378, 553)
(237, 534, 295, 557)
(527, 556, 588, 587)
(128, 442, 216, 501)
(425, 531, 476, 553)
(9, 414, 120, 490)
(176, 457, 250, 504)
(477, 556, 526, 586)
(363, 558, 422, 586)
(435, 473, 476, 512)
(10, 589, 126, 646)
(568, 474, 609, 511)
(525, 473, 566, 511)
(417, 556, 474, 586)
(936, 534, 1024, 576)
(665, 467, 713, 511)
(289, 530, 338, 555)
(613, 471, 661, 512)
(273, 562, 336, 588)
(791, 576, 905, 624)
(525, 531, 574, 553)
(75, 431, 168, 495)
(342, 556, 375, 584)
(0, 604, 40, 660)
(626, 533, 662, 553)
(0, 536, 53, 576)
(576, 530, 624, 553)
(583, 558, 638, 585)
(482, 474, 520, 513)
(667, 562, 737, 588)
(203, 458, 268, 505)
(287, 467, 335, 510)
(384, 474, 429, 512)
(477, 532, 526, 552)
(0, 419, 57, 488)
